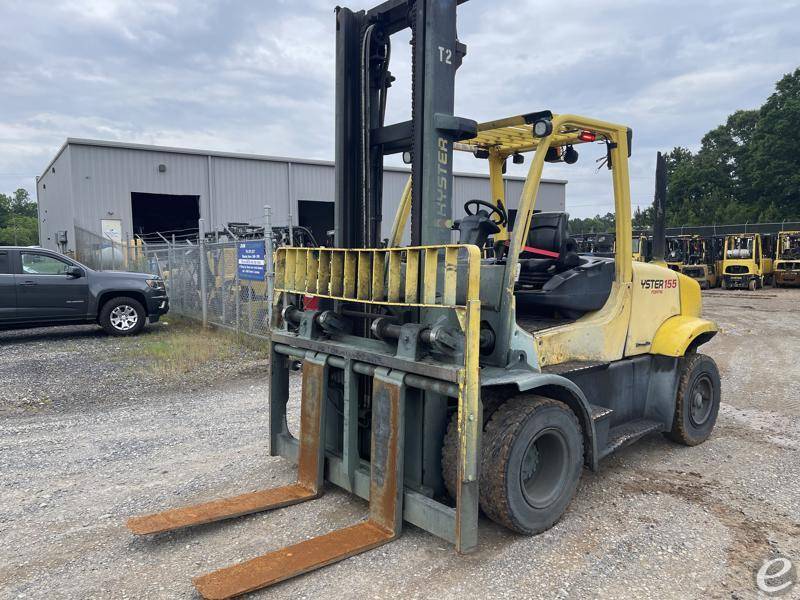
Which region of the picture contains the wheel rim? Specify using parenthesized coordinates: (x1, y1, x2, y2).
(689, 374, 714, 426)
(110, 305, 139, 331)
(519, 428, 569, 509)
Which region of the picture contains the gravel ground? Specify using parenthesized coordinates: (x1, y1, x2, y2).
(1, 291, 800, 600)
(0, 322, 266, 416)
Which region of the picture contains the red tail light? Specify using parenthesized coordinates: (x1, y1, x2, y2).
(578, 130, 596, 142)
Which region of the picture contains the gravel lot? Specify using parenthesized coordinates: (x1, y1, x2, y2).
(2, 292, 799, 599)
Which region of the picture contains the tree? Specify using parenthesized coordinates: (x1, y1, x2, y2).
(663, 68, 800, 226)
(0, 188, 39, 246)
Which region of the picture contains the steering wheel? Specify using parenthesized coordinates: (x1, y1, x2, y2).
(464, 199, 508, 226)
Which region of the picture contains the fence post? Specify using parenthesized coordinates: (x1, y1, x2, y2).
(264, 204, 274, 327)
(235, 246, 241, 337)
(199, 219, 208, 327)
(220, 242, 227, 325)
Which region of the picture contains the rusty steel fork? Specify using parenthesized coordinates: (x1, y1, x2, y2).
(192, 368, 406, 600)
(126, 359, 328, 536)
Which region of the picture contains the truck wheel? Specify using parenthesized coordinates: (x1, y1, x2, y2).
(748, 278, 757, 291)
(479, 396, 583, 535)
(100, 297, 146, 336)
(720, 278, 727, 290)
(441, 389, 506, 500)
(666, 353, 720, 446)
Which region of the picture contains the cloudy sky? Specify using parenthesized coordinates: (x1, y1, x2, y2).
(1, 0, 799, 217)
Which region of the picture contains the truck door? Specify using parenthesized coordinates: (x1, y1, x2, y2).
(0, 249, 16, 322)
(14, 251, 90, 321)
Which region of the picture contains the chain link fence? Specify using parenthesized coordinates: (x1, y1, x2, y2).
(665, 221, 800, 237)
(74, 222, 275, 341)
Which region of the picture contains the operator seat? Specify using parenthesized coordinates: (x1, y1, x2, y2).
(516, 212, 615, 317)
(519, 212, 580, 273)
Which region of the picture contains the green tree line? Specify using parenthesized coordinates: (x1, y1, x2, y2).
(570, 67, 800, 233)
(0, 189, 39, 246)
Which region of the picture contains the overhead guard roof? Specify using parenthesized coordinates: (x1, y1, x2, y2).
(456, 113, 602, 155)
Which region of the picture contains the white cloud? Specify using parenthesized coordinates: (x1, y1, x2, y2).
(0, 0, 799, 217)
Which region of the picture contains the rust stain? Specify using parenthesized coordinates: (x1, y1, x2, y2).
(126, 483, 316, 536)
(297, 361, 324, 490)
(127, 361, 327, 537)
(193, 521, 393, 599)
(368, 378, 400, 535)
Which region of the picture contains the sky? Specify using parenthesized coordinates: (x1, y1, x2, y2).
(1, 0, 799, 217)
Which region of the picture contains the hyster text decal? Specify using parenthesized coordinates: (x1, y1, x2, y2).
(640, 278, 677, 290)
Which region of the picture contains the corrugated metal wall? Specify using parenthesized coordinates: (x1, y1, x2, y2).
(37, 141, 566, 252)
(36, 147, 74, 249)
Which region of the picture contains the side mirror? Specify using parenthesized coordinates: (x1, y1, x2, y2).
(66, 266, 84, 278)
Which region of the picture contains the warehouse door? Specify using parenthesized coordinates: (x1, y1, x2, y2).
(131, 192, 200, 240)
(298, 200, 334, 246)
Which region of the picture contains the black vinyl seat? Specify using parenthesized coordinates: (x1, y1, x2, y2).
(519, 212, 580, 273)
(515, 212, 614, 317)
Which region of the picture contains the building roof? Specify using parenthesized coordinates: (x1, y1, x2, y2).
(39, 137, 568, 185)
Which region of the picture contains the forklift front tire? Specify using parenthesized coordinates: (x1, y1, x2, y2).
(479, 396, 583, 535)
(666, 353, 720, 446)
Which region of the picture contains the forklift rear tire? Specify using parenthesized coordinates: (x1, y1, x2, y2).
(721, 278, 727, 290)
(748, 278, 757, 291)
(479, 396, 583, 535)
(666, 353, 720, 446)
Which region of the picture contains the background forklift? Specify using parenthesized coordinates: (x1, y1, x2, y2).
(773, 230, 800, 287)
(721, 232, 774, 290)
(126, 2, 721, 598)
(665, 235, 686, 272)
(632, 230, 652, 262)
(679, 235, 720, 289)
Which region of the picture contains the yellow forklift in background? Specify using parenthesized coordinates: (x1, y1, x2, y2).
(721, 233, 774, 290)
(632, 231, 652, 262)
(665, 236, 685, 272)
(680, 236, 720, 289)
(125, 3, 721, 597)
(774, 231, 800, 287)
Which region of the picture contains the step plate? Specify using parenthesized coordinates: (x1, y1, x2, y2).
(126, 483, 317, 536)
(193, 521, 394, 599)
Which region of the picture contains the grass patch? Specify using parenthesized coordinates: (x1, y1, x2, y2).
(131, 318, 249, 378)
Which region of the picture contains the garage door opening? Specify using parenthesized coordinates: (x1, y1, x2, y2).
(131, 192, 200, 241)
(298, 200, 334, 246)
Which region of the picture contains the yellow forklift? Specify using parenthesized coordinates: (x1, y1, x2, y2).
(126, 2, 721, 597)
(679, 236, 720, 289)
(721, 233, 774, 290)
(773, 231, 800, 287)
(665, 236, 686, 272)
(632, 231, 652, 262)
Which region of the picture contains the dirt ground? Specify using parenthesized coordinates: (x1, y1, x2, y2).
(1, 290, 799, 600)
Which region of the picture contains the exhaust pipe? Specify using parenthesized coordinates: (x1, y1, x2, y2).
(651, 151, 667, 264)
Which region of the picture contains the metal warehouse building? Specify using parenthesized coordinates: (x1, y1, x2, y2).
(36, 138, 566, 253)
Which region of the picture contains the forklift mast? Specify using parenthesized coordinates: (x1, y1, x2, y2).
(334, 0, 475, 249)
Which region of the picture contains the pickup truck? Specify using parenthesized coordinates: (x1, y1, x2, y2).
(0, 246, 168, 336)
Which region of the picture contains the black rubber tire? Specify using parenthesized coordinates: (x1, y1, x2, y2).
(441, 388, 507, 500)
(748, 278, 757, 291)
(479, 396, 583, 535)
(721, 278, 728, 290)
(666, 353, 721, 446)
(99, 296, 146, 336)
